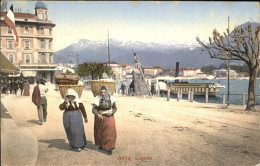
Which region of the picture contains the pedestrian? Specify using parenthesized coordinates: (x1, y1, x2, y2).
(59, 88, 88, 152)
(121, 82, 126, 95)
(10, 79, 15, 94)
(6, 80, 10, 95)
(23, 80, 30, 96)
(14, 80, 19, 95)
(92, 86, 117, 155)
(32, 80, 48, 125)
(19, 79, 24, 95)
(0, 79, 3, 94)
(151, 83, 155, 96)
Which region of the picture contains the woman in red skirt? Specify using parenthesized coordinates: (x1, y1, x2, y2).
(92, 86, 117, 155)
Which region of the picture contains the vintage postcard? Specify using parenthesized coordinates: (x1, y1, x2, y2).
(1, 1, 260, 166)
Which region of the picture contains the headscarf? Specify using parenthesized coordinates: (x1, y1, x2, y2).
(92, 86, 116, 108)
(100, 86, 111, 108)
(60, 88, 82, 108)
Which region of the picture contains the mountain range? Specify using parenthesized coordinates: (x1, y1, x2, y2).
(54, 22, 259, 69)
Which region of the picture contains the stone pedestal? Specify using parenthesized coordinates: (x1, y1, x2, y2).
(132, 69, 150, 96)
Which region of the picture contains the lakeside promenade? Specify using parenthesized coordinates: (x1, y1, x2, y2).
(1, 83, 260, 166)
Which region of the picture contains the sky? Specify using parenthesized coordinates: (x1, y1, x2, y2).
(1, 1, 259, 51)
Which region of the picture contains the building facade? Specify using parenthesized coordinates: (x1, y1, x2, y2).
(180, 68, 201, 77)
(142, 66, 163, 77)
(0, 1, 56, 82)
(213, 68, 237, 78)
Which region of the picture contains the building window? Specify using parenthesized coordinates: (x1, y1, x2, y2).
(41, 39, 45, 49)
(40, 28, 44, 35)
(9, 55, 14, 63)
(25, 41, 29, 49)
(8, 41, 13, 49)
(45, 11, 48, 20)
(39, 12, 43, 19)
(8, 27, 12, 34)
(49, 54, 52, 63)
(26, 55, 30, 63)
(41, 53, 46, 63)
(49, 29, 52, 35)
(24, 27, 29, 34)
(49, 40, 51, 49)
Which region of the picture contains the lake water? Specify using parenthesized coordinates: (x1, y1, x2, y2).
(117, 79, 260, 105)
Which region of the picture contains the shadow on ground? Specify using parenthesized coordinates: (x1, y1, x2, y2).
(38, 139, 107, 154)
(27, 119, 41, 125)
(1, 101, 12, 119)
(39, 139, 69, 150)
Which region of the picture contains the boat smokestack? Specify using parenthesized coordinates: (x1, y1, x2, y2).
(175, 62, 179, 83)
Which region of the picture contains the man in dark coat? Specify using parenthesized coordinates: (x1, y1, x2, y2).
(19, 79, 24, 95)
(151, 83, 155, 96)
(10, 79, 15, 94)
(121, 83, 126, 95)
(14, 80, 19, 95)
(32, 80, 41, 125)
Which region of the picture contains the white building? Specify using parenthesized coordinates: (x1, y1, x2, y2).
(213, 68, 237, 78)
(142, 66, 163, 77)
(179, 68, 201, 77)
(106, 62, 135, 79)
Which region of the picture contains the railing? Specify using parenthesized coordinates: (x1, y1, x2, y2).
(159, 89, 260, 105)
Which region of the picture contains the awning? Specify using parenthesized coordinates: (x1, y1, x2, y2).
(22, 71, 37, 77)
(0, 52, 19, 73)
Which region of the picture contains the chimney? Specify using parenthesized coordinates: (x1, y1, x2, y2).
(175, 62, 179, 83)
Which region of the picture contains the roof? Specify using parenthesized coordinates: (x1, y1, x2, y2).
(167, 68, 200, 71)
(142, 66, 162, 69)
(1, 12, 37, 18)
(180, 68, 200, 71)
(0, 52, 19, 73)
(106, 61, 118, 65)
(120, 63, 130, 67)
(35, 1, 47, 9)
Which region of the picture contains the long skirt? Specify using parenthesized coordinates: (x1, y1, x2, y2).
(94, 110, 117, 150)
(63, 110, 87, 148)
(23, 87, 30, 96)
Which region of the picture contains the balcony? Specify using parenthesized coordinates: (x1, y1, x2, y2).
(16, 62, 56, 68)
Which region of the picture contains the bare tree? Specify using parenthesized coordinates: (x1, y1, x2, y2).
(196, 23, 260, 111)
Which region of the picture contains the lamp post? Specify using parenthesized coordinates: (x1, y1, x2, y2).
(107, 30, 111, 67)
(227, 57, 230, 106)
(227, 16, 230, 106)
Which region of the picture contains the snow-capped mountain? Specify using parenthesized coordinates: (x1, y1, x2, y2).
(54, 38, 218, 68)
(64, 38, 198, 52)
(54, 22, 259, 68)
